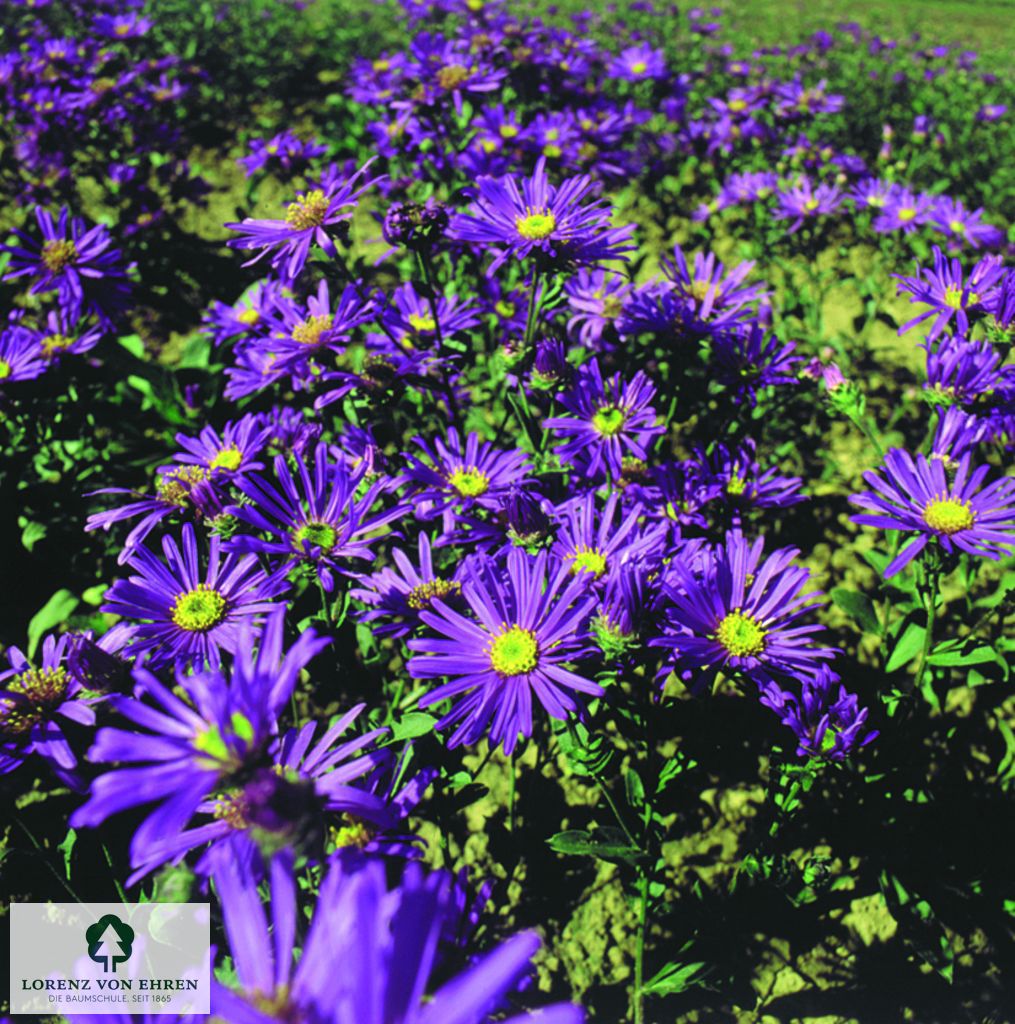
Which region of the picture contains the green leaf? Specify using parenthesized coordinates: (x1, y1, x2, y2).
(28, 590, 79, 659)
(831, 588, 882, 635)
(547, 828, 641, 862)
(927, 642, 999, 668)
(642, 960, 708, 996)
(20, 519, 47, 553)
(885, 621, 926, 673)
(391, 712, 437, 741)
(118, 333, 145, 358)
(624, 769, 645, 810)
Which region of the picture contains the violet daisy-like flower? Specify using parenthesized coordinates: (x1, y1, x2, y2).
(550, 491, 665, 584)
(930, 196, 1004, 249)
(226, 160, 380, 281)
(545, 360, 663, 481)
(226, 443, 406, 592)
(563, 268, 631, 349)
(694, 438, 806, 518)
(660, 244, 767, 328)
(773, 177, 843, 233)
(924, 335, 1003, 404)
(238, 131, 327, 179)
(170, 415, 272, 478)
(608, 44, 667, 80)
(350, 532, 468, 639)
(0, 324, 47, 384)
(450, 156, 635, 273)
(209, 850, 582, 1024)
(24, 308, 104, 360)
(402, 428, 532, 528)
(407, 549, 601, 755)
(874, 188, 934, 234)
(0, 634, 99, 785)
(758, 666, 877, 762)
(1, 207, 130, 323)
(654, 530, 835, 688)
(101, 523, 290, 668)
(379, 281, 480, 351)
(850, 448, 1015, 577)
(712, 324, 800, 402)
(896, 247, 1004, 341)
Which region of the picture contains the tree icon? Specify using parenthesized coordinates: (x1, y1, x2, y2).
(86, 914, 135, 973)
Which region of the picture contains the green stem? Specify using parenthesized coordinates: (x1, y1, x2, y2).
(523, 268, 543, 349)
(102, 842, 128, 903)
(315, 575, 332, 627)
(14, 814, 83, 904)
(593, 771, 639, 851)
(913, 569, 938, 695)
(633, 870, 648, 1024)
(507, 752, 516, 832)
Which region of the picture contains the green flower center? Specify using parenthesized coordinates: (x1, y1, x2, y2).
(630, 60, 648, 74)
(726, 473, 747, 496)
(330, 815, 374, 850)
(0, 667, 69, 737)
(0, 359, 11, 380)
(408, 312, 436, 333)
(448, 467, 490, 497)
(41, 238, 78, 273)
(715, 610, 767, 658)
(923, 497, 975, 535)
(948, 219, 966, 235)
(292, 521, 338, 553)
(898, 207, 916, 223)
(516, 208, 557, 240)
(489, 626, 539, 676)
(284, 190, 329, 231)
(592, 404, 627, 437)
(407, 577, 462, 610)
(803, 198, 820, 212)
(292, 313, 333, 346)
(943, 286, 979, 310)
(193, 712, 254, 765)
(171, 584, 227, 632)
(569, 546, 608, 578)
(209, 445, 243, 472)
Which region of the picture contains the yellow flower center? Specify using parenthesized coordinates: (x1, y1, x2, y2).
(171, 584, 227, 632)
(803, 198, 820, 212)
(237, 307, 261, 326)
(689, 278, 713, 302)
(448, 467, 490, 497)
(407, 577, 462, 610)
(516, 208, 557, 240)
(500, 124, 519, 139)
(0, 667, 69, 736)
(568, 547, 608, 578)
(489, 626, 539, 676)
(209, 445, 243, 472)
(943, 286, 979, 310)
(292, 313, 333, 346)
(156, 465, 208, 506)
(898, 207, 916, 223)
(923, 497, 975, 535)
(330, 816, 374, 849)
(0, 359, 10, 380)
(41, 238, 78, 273)
(592, 404, 627, 437)
(284, 190, 329, 231)
(630, 60, 648, 74)
(948, 219, 966, 235)
(408, 312, 436, 333)
(729, 98, 747, 112)
(715, 610, 767, 658)
(726, 473, 747, 496)
(437, 64, 470, 90)
(41, 333, 73, 357)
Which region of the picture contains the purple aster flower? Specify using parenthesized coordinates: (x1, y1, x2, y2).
(209, 850, 582, 1024)
(608, 44, 667, 80)
(758, 666, 877, 761)
(924, 335, 1003, 404)
(378, 281, 480, 351)
(712, 324, 800, 402)
(407, 549, 602, 755)
(350, 532, 469, 639)
(0, 324, 47, 385)
(563, 268, 632, 350)
(1, 207, 131, 324)
(170, 415, 272, 478)
(989, 270, 1015, 333)
(203, 280, 283, 347)
(851, 448, 1015, 577)
(226, 443, 405, 592)
(895, 247, 1004, 341)
(93, 13, 152, 38)
(267, 279, 376, 373)
(101, 523, 290, 668)
(226, 160, 380, 281)
(774, 177, 843, 233)
(660, 244, 767, 328)
(1, 634, 98, 786)
(22, 309, 104, 360)
(654, 530, 835, 688)
(550, 491, 665, 585)
(695, 438, 805, 518)
(627, 459, 716, 534)
(975, 103, 1008, 122)
(544, 360, 663, 481)
(776, 78, 844, 116)
(450, 156, 635, 274)
(238, 131, 327, 179)
(402, 428, 532, 530)
(849, 177, 895, 211)
(86, 464, 220, 563)
(930, 196, 1004, 249)
(931, 406, 986, 465)
(874, 188, 934, 234)
(70, 618, 303, 877)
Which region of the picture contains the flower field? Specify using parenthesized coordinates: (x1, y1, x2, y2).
(2, 0, 1015, 1021)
